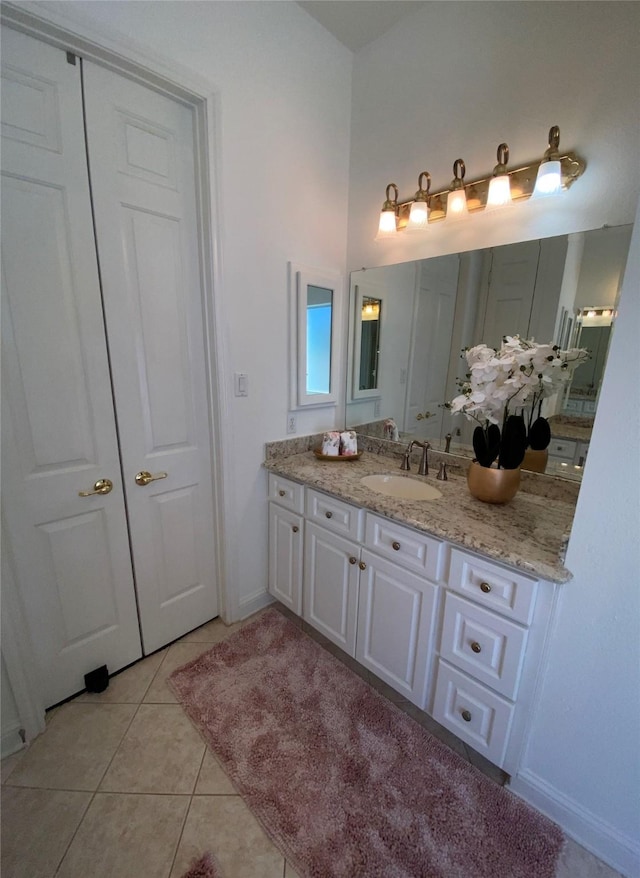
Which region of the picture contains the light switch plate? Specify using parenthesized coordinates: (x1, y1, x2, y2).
(234, 372, 248, 397)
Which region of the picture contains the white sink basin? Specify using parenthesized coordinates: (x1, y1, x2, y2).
(360, 474, 442, 501)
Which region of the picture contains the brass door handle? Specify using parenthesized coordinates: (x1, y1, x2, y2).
(135, 470, 168, 487)
(79, 478, 113, 497)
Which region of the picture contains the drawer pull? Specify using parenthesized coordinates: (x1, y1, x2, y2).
(325, 511, 333, 519)
(470, 641, 482, 654)
(461, 709, 472, 722)
(480, 581, 492, 594)
(392, 541, 401, 551)
(292, 525, 299, 533)
(349, 556, 357, 565)
(359, 561, 367, 571)
(278, 489, 286, 497)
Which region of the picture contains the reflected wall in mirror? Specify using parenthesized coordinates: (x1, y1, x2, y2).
(346, 224, 632, 481)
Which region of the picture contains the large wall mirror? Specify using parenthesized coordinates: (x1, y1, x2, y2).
(346, 224, 632, 481)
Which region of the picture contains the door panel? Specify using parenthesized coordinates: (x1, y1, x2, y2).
(1, 28, 143, 706)
(82, 63, 218, 652)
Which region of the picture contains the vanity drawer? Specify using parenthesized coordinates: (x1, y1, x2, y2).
(306, 489, 363, 541)
(432, 660, 514, 768)
(364, 513, 443, 580)
(448, 548, 538, 625)
(268, 473, 304, 513)
(440, 593, 527, 699)
(548, 438, 576, 460)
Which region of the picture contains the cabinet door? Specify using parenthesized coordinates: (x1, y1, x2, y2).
(356, 551, 438, 708)
(0, 28, 142, 706)
(303, 522, 359, 656)
(268, 503, 303, 615)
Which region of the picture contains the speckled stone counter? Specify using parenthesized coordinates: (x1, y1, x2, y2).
(264, 439, 577, 584)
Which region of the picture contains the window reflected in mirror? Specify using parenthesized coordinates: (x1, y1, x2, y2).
(359, 297, 381, 391)
(306, 284, 333, 395)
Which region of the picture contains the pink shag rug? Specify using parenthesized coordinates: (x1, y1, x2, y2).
(180, 852, 221, 878)
(170, 609, 564, 878)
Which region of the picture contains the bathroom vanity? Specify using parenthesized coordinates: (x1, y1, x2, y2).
(265, 440, 577, 775)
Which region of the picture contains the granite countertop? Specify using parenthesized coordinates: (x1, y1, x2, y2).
(548, 415, 594, 443)
(264, 447, 576, 584)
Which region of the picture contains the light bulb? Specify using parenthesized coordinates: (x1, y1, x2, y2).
(533, 159, 562, 196)
(406, 200, 429, 232)
(486, 175, 512, 209)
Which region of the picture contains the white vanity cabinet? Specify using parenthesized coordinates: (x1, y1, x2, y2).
(267, 474, 305, 614)
(267, 472, 556, 773)
(431, 548, 552, 771)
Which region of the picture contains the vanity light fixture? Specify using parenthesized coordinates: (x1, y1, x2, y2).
(376, 183, 399, 239)
(446, 159, 468, 219)
(375, 125, 585, 237)
(532, 125, 562, 197)
(485, 143, 513, 209)
(405, 172, 431, 232)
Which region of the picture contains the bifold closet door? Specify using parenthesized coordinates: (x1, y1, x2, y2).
(82, 63, 219, 654)
(1, 28, 143, 706)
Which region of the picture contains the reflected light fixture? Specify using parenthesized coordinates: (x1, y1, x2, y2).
(446, 159, 468, 219)
(374, 124, 585, 238)
(406, 171, 431, 232)
(376, 183, 399, 239)
(533, 125, 562, 197)
(361, 298, 381, 320)
(485, 142, 512, 209)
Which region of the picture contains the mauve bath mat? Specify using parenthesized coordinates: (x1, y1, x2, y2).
(170, 609, 564, 878)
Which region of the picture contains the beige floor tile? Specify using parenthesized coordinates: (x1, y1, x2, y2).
(284, 862, 302, 878)
(1, 786, 92, 878)
(1, 748, 26, 784)
(76, 649, 167, 704)
(169, 795, 284, 878)
(194, 750, 237, 795)
(6, 703, 136, 791)
(144, 643, 212, 704)
(100, 704, 205, 794)
(554, 836, 626, 878)
(179, 617, 243, 643)
(56, 792, 188, 878)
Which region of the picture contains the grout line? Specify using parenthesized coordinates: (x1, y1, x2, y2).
(53, 788, 96, 875)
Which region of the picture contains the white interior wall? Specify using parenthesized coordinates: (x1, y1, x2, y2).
(31, 0, 353, 617)
(348, 3, 640, 873)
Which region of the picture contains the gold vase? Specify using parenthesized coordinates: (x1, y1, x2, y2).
(467, 461, 521, 504)
(521, 448, 549, 473)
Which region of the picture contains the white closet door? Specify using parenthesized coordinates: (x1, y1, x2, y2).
(82, 64, 219, 652)
(1, 28, 142, 706)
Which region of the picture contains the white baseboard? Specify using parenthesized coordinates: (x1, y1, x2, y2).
(1, 722, 24, 760)
(237, 589, 274, 621)
(510, 769, 640, 878)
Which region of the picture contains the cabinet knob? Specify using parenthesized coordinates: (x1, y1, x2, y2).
(278, 489, 286, 497)
(392, 541, 401, 551)
(461, 709, 472, 722)
(480, 581, 492, 594)
(359, 561, 367, 571)
(349, 556, 357, 565)
(292, 525, 299, 533)
(470, 641, 482, 654)
(325, 511, 333, 519)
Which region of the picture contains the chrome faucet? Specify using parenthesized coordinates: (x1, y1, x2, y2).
(400, 439, 430, 476)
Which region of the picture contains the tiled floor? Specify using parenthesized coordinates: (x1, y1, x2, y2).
(1, 606, 625, 878)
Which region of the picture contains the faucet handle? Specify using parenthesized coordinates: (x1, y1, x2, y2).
(437, 461, 448, 481)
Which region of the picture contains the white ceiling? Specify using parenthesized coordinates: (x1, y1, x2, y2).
(296, 1, 428, 52)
